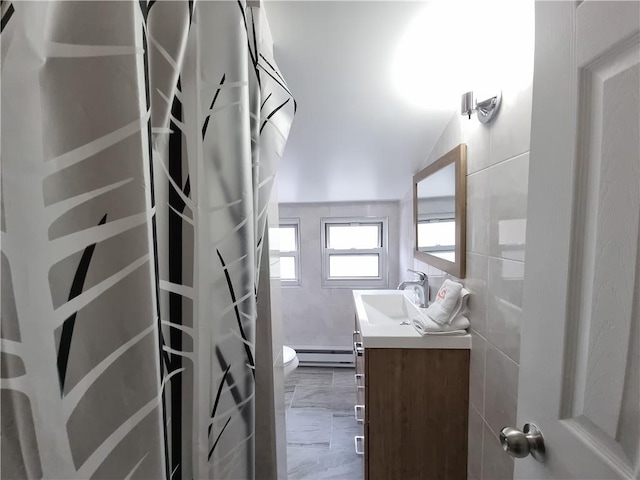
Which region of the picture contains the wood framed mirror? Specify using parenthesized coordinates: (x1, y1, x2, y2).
(413, 144, 467, 278)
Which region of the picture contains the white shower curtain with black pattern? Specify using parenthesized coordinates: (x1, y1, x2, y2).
(0, 1, 295, 479)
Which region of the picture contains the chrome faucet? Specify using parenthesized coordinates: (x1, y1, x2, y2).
(398, 269, 429, 308)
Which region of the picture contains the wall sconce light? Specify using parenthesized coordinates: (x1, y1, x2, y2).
(460, 91, 502, 124)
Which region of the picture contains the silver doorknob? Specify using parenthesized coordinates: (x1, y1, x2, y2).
(499, 423, 546, 462)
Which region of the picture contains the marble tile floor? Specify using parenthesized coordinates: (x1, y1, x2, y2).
(285, 367, 363, 480)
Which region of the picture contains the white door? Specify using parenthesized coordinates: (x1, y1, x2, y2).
(511, 1, 640, 479)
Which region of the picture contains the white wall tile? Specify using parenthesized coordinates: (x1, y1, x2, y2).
(482, 421, 515, 480)
(487, 257, 524, 364)
(467, 169, 491, 255)
(490, 82, 533, 166)
(488, 0, 534, 167)
(462, 120, 491, 174)
(469, 330, 487, 416)
(484, 343, 519, 437)
(488, 153, 529, 262)
(430, 113, 462, 163)
(329, 288, 354, 308)
(468, 404, 484, 480)
(465, 253, 489, 336)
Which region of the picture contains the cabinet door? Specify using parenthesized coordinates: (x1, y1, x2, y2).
(366, 348, 469, 480)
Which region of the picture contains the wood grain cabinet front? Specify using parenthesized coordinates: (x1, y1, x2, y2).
(362, 347, 470, 480)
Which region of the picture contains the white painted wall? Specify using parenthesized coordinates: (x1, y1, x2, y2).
(280, 201, 400, 349)
(398, 2, 535, 477)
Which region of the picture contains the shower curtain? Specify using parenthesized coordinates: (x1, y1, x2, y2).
(0, 1, 295, 479)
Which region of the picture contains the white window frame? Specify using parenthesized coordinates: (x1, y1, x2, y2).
(269, 218, 300, 286)
(321, 217, 389, 288)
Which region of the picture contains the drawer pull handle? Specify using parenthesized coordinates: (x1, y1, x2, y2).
(355, 404, 365, 423)
(355, 435, 364, 455)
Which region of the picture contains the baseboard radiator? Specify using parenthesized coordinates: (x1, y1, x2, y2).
(294, 347, 354, 367)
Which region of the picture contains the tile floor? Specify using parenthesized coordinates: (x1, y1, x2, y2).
(285, 367, 363, 480)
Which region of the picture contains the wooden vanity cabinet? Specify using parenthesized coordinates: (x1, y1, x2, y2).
(354, 319, 470, 479)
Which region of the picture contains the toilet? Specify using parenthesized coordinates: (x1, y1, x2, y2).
(283, 345, 299, 379)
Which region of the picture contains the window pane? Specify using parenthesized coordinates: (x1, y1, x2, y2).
(279, 227, 297, 251)
(269, 257, 280, 278)
(269, 226, 297, 252)
(417, 221, 455, 248)
(268, 228, 279, 251)
(329, 254, 379, 278)
(328, 224, 380, 249)
(279, 256, 296, 280)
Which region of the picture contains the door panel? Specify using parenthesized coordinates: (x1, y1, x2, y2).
(517, 1, 639, 478)
(564, 29, 639, 463)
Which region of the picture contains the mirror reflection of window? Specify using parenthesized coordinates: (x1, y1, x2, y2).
(418, 219, 455, 247)
(416, 162, 457, 261)
(431, 251, 456, 261)
(417, 219, 456, 261)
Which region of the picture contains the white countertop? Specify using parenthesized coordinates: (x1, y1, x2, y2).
(352, 289, 471, 349)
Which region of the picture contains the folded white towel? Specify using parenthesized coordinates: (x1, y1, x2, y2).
(450, 288, 470, 322)
(412, 314, 470, 336)
(425, 280, 469, 325)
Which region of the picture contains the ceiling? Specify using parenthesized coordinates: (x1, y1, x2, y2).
(264, 1, 454, 204)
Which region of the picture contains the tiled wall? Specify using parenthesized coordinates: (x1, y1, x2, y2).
(398, 4, 534, 477)
(280, 201, 400, 349)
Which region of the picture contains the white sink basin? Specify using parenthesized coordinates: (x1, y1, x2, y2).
(352, 289, 471, 349)
(359, 291, 422, 325)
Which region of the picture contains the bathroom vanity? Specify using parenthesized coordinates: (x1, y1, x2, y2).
(352, 290, 471, 480)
